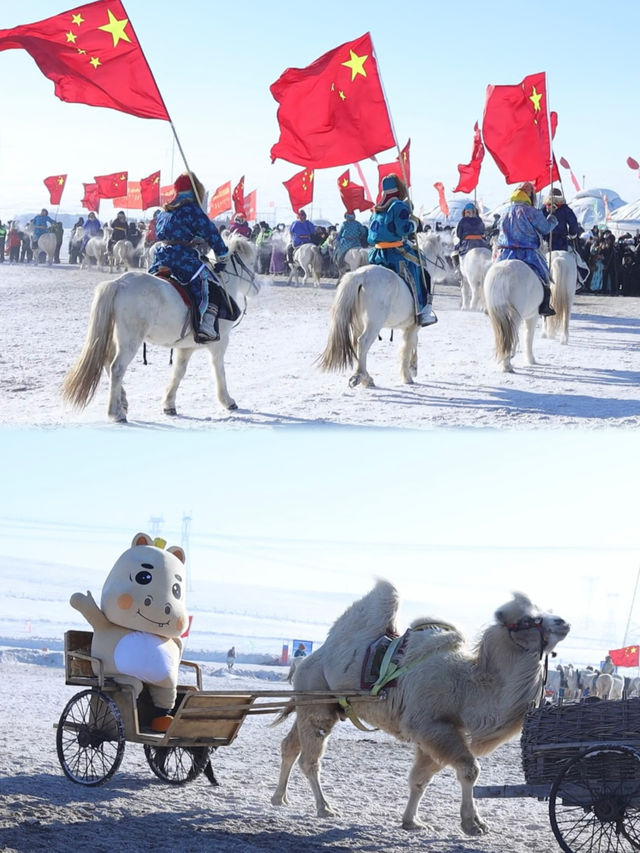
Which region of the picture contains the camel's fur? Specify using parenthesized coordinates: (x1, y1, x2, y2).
(271, 580, 570, 836)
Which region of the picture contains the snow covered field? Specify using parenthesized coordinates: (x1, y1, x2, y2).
(1, 262, 639, 428)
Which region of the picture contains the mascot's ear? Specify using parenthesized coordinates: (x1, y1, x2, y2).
(131, 532, 154, 547)
(167, 545, 186, 565)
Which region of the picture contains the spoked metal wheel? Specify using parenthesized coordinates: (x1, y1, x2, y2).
(56, 689, 125, 786)
(549, 744, 640, 852)
(143, 744, 211, 785)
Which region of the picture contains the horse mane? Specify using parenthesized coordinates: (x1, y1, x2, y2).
(224, 232, 257, 267)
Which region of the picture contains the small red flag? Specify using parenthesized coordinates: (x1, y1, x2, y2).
(453, 122, 484, 194)
(558, 157, 581, 193)
(232, 176, 245, 215)
(270, 32, 395, 169)
(81, 181, 100, 212)
(376, 140, 411, 199)
(482, 72, 559, 192)
(283, 167, 314, 214)
(609, 645, 639, 667)
(140, 170, 160, 210)
(95, 170, 128, 198)
(208, 181, 232, 218)
(43, 174, 67, 205)
(338, 169, 373, 214)
(0, 0, 170, 121)
(433, 181, 449, 218)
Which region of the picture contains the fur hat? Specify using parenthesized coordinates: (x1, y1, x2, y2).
(169, 171, 205, 204)
(544, 188, 565, 205)
(376, 174, 408, 210)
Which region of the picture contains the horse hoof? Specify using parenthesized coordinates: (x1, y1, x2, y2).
(163, 407, 177, 416)
(348, 375, 361, 388)
(226, 401, 238, 411)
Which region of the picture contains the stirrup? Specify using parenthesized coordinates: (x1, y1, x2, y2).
(417, 307, 438, 327)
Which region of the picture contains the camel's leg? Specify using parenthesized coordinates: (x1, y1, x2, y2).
(295, 707, 341, 817)
(108, 340, 140, 423)
(402, 747, 440, 830)
(205, 339, 237, 410)
(351, 324, 378, 388)
(522, 316, 538, 365)
(162, 348, 194, 416)
(456, 759, 486, 836)
(271, 721, 301, 807)
(399, 327, 419, 383)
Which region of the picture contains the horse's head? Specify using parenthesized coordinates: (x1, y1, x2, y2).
(224, 232, 258, 269)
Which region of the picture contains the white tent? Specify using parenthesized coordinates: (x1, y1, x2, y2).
(422, 198, 490, 230)
(568, 188, 626, 232)
(605, 199, 640, 237)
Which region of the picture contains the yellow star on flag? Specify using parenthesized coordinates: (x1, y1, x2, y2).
(339, 90, 346, 101)
(77, 48, 86, 54)
(309, 171, 314, 182)
(529, 86, 542, 112)
(71, 13, 84, 26)
(341, 178, 349, 187)
(65, 31, 77, 43)
(90, 56, 101, 68)
(98, 9, 132, 47)
(342, 49, 368, 81)
(57, 177, 65, 185)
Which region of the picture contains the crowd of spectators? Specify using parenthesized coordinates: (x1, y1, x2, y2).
(577, 227, 640, 296)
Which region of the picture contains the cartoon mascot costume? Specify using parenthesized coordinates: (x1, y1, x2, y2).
(70, 532, 188, 732)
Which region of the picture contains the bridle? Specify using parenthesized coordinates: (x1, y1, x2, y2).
(504, 615, 546, 656)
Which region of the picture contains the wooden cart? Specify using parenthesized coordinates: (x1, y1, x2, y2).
(55, 630, 376, 787)
(474, 697, 640, 852)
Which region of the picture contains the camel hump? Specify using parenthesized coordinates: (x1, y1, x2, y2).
(327, 580, 399, 643)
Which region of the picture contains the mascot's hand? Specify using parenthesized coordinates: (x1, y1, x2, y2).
(70, 590, 93, 611)
(69, 590, 106, 628)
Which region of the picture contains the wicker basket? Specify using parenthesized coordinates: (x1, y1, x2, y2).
(521, 698, 640, 785)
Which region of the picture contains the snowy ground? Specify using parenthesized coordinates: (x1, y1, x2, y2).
(1, 261, 639, 429)
(0, 651, 562, 853)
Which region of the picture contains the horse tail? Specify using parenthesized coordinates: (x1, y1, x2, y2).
(317, 272, 361, 372)
(484, 265, 520, 364)
(269, 699, 296, 728)
(61, 280, 118, 408)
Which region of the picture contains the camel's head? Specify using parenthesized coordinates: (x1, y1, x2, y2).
(495, 592, 570, 656)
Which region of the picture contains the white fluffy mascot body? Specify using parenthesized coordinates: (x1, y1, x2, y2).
(70, 532, 188, 731)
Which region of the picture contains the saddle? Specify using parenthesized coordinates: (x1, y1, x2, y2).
(360, 632, 407, 690)
(153, 266, 241, 335)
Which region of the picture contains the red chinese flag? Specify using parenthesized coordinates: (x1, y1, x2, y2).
(482, 72, 559, 193)
(270, 32, 395, 169)
(453, 122, 485, 194)
(283, 167, 314, 214)
(94, 170, 128, 198)
(140, 170, 160, 209)
(111, 181, 141, 209)
(434, 181, 449, 218)
(208, 181, 232, 218)
(81, 181, 100, 212)
(338, 169, 373, 214)
(0, 1, 169, 121)
(232, 176, 245, 215)
(244, 189, 257, 222)
(609, 645, 640, 667)
(43, 173, 67, 205)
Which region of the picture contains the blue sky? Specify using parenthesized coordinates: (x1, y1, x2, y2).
(1, 427, 639, 656)
(1, 0, 640, 223)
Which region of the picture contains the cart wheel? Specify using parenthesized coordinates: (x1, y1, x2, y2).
(56, 689, 125, 786)
(549, 744, 640, 852)
(143, 744, 211, 785)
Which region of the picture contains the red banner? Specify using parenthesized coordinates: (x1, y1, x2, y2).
(244, 189, 257, 222)
(376, 139, 411, 199)
(43, 174, 67, 205)
(338, 169, 373, 214)
(95, 170, 128, 198)
(81, 182, 100, 213)
(0, 0, 170, 120)
(453, 122, 484, 194)
(111, 181, 142, 209)
(208, 181, 232, 218)
(433, 181, 449, 217)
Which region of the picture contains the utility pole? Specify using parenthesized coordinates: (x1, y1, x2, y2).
(149, 515, 164, 539)
(181, 511, 192, 592)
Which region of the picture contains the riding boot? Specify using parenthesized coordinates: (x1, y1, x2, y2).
(195, 306, 220, 343)
(539, 284, 556, 317)
(417, 295, 438, 327)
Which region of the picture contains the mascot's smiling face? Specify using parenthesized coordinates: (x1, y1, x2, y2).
(100, 532, 187, 638)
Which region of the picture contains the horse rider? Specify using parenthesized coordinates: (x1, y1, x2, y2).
(229, 212, 251, 238)
(367, 174, 437, 326)
(30, 208, 55, 249)
(452, 202, 490, 268)
(542, 188, 590, 284)
(336, 212, 368, 273)
(148, 170, 230, 343)
(287, 209, 316, 267)
(109, 211, 128, 253)
(494, 181, 558, 316)
(81, 211, 102, 252)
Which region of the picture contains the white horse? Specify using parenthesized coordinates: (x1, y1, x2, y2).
(82, 225, 113, 271)
(541, 250, 577, 345)
(69, 226, 85, 264)
(343, 247, 369, 271)
(62, 235, 263, 422)
(112, 239, 145, 271)
(288, 244, 322, 287)
(460, 247, 492, 311)
(319, 234, 441, 388)
(24, 224, 56, 265)
(483, 259, 544, 372)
